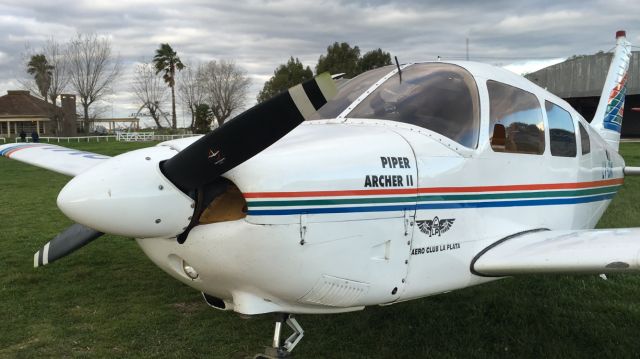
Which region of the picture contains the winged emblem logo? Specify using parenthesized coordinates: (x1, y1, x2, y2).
(416, 216, 455, 237)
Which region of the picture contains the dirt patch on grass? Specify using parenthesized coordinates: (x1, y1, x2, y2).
(171, 302, 202, 316)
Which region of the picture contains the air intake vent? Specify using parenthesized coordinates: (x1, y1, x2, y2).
(299, 275, 370, 307)
(202, 292, 227, 310)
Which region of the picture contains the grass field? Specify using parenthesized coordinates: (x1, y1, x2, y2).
(2, 141, 640, 358)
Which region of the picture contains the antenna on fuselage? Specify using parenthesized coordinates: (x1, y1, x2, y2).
(394, 56, 402, 83)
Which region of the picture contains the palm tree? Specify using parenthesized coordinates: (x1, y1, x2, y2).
(153, 44, 185, 129)
(27, 54, 54, 103)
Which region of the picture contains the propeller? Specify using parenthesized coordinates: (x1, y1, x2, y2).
(34, 223, 103, 267)
(160, 72, 337, 193)
(34, 73, 336, 266)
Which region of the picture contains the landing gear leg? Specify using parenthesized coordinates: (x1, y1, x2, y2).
(254, 313, 304, 359)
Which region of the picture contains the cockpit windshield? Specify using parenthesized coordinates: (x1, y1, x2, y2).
(313, 63, 481, 149)
(312, 66, 395, 120)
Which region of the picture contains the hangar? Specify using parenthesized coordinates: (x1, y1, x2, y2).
(525, 50, 640, 136)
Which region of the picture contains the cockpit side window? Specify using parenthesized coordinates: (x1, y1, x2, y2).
(545, 101, 577, 157)
(488, 81, 545, 155)
(344, 63, 481, 148)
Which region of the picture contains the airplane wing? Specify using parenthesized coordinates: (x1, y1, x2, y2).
(471, 228, 640, 276)
(0, 143, 110, 177)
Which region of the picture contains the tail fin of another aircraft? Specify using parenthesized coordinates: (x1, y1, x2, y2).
(590, 30, 632, 151)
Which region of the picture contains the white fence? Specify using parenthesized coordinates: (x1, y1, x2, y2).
(12, 133, 198, 143)
(15, 136, 117, 143)
(115, 132, 155, 142)
(0, 137, 5, 143)
(115, 132, 198, 142)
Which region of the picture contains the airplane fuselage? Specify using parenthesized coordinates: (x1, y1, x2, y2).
(135, 61, 625, 315)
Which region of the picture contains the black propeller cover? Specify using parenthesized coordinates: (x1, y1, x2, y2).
(160, 73, 336, 193)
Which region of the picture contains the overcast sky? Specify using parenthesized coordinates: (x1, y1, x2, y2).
(1, 0, 638, 128)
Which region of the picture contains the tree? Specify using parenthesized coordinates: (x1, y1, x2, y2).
(199, 60, 250, 126)
(257, 57, 313, 103)
(178, 63, 206, 131)
(131, 62, 170, 129)
(22, 38, 69, 105)
(358, 48, 392, 72)
(316, 42, 360, 78)
(67, 33, 120, 132)
(43, 38, 70, 106)
(194, 103, 214, 133)
(153, 43, 184, 129)
(19, 39, 70, 134)
(26, 54, 54, 103)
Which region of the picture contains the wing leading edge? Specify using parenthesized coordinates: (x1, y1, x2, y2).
(472, 228, 640, 276)
(0, 143, 110, 177)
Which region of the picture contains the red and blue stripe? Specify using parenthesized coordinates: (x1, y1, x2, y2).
(244, 179, 623, 215)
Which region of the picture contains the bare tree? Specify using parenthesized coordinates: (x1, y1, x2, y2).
(43, 38, 71, 135)
(67, 33, 120, 132)
(43, 38, 70, 106)
(178, 63, 206, 130)
(199, 60, 251, 126)
(132, 62, 170, 129)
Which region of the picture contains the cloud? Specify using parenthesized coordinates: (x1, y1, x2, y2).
(0, 0, 637, 124)
(503, 58, 566, 75)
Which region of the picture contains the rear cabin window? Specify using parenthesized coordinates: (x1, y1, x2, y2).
(488, 81, 545, 155)
(579, 122, 591, 155)
(345, 63, 481, 148)
(545, 101, 576, 157)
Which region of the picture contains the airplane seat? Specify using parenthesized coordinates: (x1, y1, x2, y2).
(491, 124, 506, 150)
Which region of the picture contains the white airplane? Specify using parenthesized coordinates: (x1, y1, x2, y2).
(0, 31, 636, 358)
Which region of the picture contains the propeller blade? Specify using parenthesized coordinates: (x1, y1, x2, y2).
(34, 223, 104, 267)
(160, 73, 337, 192)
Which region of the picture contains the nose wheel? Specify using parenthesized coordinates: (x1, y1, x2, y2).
(254, 313, 304, 359)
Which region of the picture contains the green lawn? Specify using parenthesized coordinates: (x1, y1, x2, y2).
(2, 141, 640, 358)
